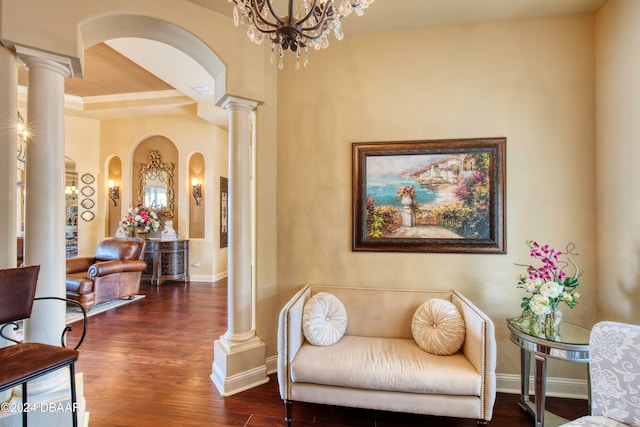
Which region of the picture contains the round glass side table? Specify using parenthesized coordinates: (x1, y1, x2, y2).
(507, 319, 591, 427)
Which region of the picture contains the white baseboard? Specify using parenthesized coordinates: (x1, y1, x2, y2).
(265, 355, 278, 375)
(497, 373, 588, 399)
(213, 271, 228, 281)
(187, 272, 227, 283)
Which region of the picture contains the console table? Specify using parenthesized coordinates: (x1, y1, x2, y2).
(142, 239, 189, 286)
(507, 319, 590, 427)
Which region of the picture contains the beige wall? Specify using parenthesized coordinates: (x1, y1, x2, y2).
(210, 125, 229, 281)
(595, 0, 640, 323)
(276, 14, 597, 382)
(64, 115, 101, 257)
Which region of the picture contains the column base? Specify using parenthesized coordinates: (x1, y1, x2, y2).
(0, 372, 89, 427)
(211, 336, 268, 397)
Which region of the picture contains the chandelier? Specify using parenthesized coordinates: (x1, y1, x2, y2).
(230, 0, 374, 70)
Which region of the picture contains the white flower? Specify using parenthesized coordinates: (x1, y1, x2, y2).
(529, 294, 552, 316)
(525, 278, 544, 293)
(540, 281, 563, 299)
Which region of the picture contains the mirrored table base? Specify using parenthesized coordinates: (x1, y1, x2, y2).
(507, 319, 590, 427)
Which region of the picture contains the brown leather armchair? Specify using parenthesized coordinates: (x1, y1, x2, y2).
(66, 238, 147, 309)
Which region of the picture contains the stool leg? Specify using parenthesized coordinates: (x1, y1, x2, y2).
(21, 382, 27, 427)
(69, 363, 78, 427)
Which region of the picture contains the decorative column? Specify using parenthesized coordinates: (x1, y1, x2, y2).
(0, 44, 19, 405)
(0, 46, 88, 427)
(21, 50, 69, 352)
(211, 95, 268, 396)
(0, 46, 17, 270)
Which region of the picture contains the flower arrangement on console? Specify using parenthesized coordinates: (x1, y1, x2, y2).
(120, 204, 160, 235)
(512, 240, 581, 340)
(396, 185, 417, 200)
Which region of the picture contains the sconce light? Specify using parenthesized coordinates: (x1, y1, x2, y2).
(192, 177, 202, 205)
(108, 179, 120, 206)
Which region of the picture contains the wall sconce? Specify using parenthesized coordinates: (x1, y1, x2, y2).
(108, 179, 120, 206)
(192, 177, 202, 205)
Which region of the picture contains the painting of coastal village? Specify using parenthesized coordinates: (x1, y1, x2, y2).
(365, 152, 491, 240)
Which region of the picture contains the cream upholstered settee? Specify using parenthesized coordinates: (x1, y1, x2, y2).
(277, 285, 497, 426)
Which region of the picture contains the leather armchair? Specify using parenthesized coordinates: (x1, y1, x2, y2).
(66, 238, 147, 309)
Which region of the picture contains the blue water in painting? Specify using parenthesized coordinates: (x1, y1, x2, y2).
(367, 174, 438, 207)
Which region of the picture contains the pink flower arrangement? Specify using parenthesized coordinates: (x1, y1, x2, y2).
(120, 204, 160, 233)
(517, 240, 581, 315)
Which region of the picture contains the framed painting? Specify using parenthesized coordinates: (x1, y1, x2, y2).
(352, 138, 506, 253)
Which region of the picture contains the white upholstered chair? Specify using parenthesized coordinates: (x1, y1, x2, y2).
(560, 321, 640, 427)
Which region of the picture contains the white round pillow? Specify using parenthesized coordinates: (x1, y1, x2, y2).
(302, 292, 348, 346)
(411, 298, 466, 356)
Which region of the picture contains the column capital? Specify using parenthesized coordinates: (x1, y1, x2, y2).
(11, 44, 81, 78)
(219, 95, 259, 113)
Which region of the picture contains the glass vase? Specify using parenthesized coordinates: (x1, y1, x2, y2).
(542, 307, 562, 341)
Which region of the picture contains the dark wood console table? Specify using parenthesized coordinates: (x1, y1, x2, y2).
(142, 239, 189, 286)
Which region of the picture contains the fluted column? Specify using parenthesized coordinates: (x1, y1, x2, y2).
(211, 95, 267, 396)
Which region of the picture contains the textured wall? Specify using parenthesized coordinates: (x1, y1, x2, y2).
(276, 14, 597, 382)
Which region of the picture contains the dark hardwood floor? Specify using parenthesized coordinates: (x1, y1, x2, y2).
(66, 280, 588, 426)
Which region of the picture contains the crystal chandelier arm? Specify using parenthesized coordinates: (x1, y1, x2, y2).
(299, 2, 334, 35)
(297, 0, 321, 26)
(258, 0, 285, 27)
(238, 0, 281, 33)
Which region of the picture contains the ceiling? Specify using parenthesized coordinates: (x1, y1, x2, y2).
(17, 0, 607, 126)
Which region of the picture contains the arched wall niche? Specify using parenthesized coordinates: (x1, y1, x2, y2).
(106, 156, 122, 236)
(133, 136, 179, 231)
(189, 152, 205, 239)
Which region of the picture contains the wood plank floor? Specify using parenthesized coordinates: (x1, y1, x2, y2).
(67, 280, 589, 426)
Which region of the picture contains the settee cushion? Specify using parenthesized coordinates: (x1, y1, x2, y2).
(302, 292, 347, 346)
(411, 298, 465, 356)
(291, 335, 481, 396)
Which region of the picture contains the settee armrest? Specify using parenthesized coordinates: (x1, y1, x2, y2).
(452, 291, 497, 422)
(277, 284, 312, 401)
(87, 260, 147, 280)
(66, 257, 95, 274)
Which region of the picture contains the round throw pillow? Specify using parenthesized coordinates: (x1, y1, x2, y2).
(411, 298, 465, 356)
(302, 292, 348, 346)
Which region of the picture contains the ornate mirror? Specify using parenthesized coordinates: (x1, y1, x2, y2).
(138, 150, 174, 218)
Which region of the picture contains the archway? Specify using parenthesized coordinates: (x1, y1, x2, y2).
(79, 14, 227, 105)
(76, 14, 267, 397)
